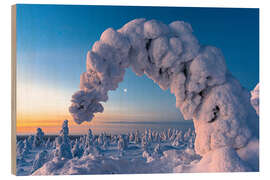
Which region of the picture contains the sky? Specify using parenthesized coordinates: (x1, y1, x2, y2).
(16, 4, 259, 135)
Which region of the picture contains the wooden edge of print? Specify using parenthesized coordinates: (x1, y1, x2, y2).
(11, 4, 16, 175)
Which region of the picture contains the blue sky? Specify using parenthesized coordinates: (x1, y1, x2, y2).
(16, 5, 259, 130)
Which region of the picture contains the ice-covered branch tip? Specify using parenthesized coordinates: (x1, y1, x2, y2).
(69, 19, 258, 157)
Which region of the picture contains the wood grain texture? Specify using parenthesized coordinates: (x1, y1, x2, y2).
(11, 4, 16, 175)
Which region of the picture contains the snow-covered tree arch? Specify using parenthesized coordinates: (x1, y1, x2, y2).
(69, 19, 259, 171)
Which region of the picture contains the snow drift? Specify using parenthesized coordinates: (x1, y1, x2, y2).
(69, 19, 259, 172)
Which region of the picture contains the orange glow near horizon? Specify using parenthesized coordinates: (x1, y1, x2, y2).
(16, 103, 148, 135)
(16, 81, 114, 135)
(16, 80, 166, 135)
(16, 110, 128, 135)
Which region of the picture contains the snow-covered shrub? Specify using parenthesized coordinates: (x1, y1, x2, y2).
(72, 139, 83, 158)
(142, 150, 154, 163)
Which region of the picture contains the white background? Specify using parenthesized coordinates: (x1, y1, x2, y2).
(0, 0, 269, 179)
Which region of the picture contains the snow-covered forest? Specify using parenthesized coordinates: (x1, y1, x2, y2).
(17, 120, 199, 175)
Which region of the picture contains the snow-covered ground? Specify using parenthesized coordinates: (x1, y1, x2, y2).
(16, 124, 201, 175)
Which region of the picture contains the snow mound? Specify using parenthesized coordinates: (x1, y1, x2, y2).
(33, 154, 148, 175)
(174, 147, 251, 173)
(33, 147, 201, 175)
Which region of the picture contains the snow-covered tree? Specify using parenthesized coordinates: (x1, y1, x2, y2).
(72, 139, 83, 158)
(129, 132, 135, 142)
(22, 139, 31, 155)
(17, 139, 25, 156)
(183, 128, 192, 142)
(169, 130, 177, 142)
(102, 135, 109, 150)
(27, 135, 34, 149)
(141, 134, 149, 151)
(45, 138, 51, 149)
(134, 130, 141, 144)
(147, 129, 153, 143)
(152, 131, 161, 143)
(55, 120, 73, 159)
(167, 128, 173, 140)
(33, 128, 45, 148)
(97, 134, 104, 146)
(86, 128, 93, 147)
(161, 131, 167, 141)
(51, 138, 56, 149)
(118, 135, 127, 151)
(152, 144, 163, 158)
(172, 131, 183, 147)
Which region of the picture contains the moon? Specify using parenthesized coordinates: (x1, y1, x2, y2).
(123, 88, 127, 93)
